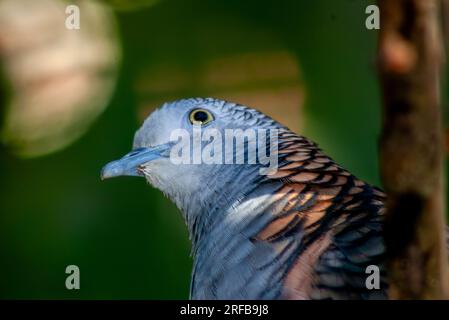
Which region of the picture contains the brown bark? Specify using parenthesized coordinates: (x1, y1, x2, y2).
(442, 0, 449, 51)
(378, 0, 449, 299)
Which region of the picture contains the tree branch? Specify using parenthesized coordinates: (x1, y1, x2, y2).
(378, 0, 449, 299)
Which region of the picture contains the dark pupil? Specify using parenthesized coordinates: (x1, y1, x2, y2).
(193, 111, 209, 122)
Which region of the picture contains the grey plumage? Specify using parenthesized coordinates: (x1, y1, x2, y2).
(102, 97, 389, 299)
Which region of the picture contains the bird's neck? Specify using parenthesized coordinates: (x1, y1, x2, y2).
(183, 164, 263, 254)
(187, 174, 299, 299)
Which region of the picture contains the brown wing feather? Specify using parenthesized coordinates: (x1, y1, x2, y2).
(255, 131, 388, 299)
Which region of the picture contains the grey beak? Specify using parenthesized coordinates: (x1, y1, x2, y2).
(101, 144, 170, 180)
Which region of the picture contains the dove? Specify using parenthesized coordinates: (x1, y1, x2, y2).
(101, 97, 388, 299)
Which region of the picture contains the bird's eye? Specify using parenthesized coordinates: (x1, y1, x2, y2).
(189, 108, 214, 126)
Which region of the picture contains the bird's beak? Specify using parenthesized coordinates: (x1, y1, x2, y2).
(101, 144, 170, 180)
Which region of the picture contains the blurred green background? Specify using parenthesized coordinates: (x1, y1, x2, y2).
(0, 0, 445, 299)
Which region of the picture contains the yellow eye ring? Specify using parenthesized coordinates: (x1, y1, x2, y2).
(189, 108, 214, 126)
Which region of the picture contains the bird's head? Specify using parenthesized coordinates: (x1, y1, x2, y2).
(101, 98, 285, 219)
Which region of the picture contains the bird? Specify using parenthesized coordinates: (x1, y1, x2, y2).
(101, 97, 388, 300)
